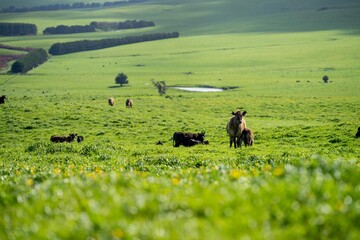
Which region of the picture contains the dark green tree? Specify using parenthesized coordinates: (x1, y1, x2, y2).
(115, 72, 128, 87)
(322, 75, 329, 83)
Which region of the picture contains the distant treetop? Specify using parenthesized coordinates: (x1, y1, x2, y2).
(0, 0, 148, 13)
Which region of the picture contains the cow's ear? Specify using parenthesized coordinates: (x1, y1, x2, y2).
(242, 111, 247, 116)
(231, 112, 235, 115)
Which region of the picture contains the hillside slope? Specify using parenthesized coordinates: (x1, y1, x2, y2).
(1, 0, 360, 36)
(142, 0, 360, 35)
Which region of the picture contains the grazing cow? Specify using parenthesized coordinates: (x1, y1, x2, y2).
(108, 98, 115, 106)
(77, 136, 84, 143)
(226, 110, 247, 148)
(0, 95, 6, 104)
(50, 133, 77, 143)
(125, 99, 133, 108)
(356, 127, 360, 138)
(173, 131, 206, 147)
(239, 128, 254, 147)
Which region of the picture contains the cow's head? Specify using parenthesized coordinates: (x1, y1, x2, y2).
(232, 110, 246, 124)
(196, 131, 206, 142)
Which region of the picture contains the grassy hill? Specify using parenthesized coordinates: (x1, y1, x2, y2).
(1, 0, 360, 239)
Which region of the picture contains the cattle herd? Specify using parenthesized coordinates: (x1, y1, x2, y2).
(108, 97, 133, 108)
(1, 95, 359, 147)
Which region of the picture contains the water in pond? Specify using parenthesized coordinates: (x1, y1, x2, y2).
(172, 87, 223, 92)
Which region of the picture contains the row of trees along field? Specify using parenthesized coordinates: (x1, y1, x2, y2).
(48, 32, 180, 55)
(0, 22, 37, 36)
(11, 48, 48, 73)
(43, 20, 155, 35)
(90, 20, 155, 31)
(43, 25, 96, 35)
(0, 0, 147, 13)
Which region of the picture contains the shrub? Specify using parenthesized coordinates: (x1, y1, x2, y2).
(11, 48, 48, 73)
(323, 75, 329, 83)
(115, 73, 129, 87)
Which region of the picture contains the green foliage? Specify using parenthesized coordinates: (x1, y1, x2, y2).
(48, 32, 180, 55)
(10, 48, 48, 73)
(115, 72, 128, 86)
(0, 22, 37, 36)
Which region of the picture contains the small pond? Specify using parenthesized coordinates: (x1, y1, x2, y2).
(172, 87, 224, 92)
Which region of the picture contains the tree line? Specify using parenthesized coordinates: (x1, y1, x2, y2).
(48, 32, 180, 55)
(0, 0, 147, 13)
(43, 20, 155, 35)
(90, 20, 155, 31)
(43, 25, 96, 35)
(10, 48, 48, 73)
(0, 22, 37, 36)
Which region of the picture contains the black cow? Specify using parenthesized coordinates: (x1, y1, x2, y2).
(356, 127, 360, 138)
(0, 95, 6, 104)
(50, 133, 77, 143)
(77, 136, 84, 143)
(188, 139, 209, 146)
(173, 131, 205, 147)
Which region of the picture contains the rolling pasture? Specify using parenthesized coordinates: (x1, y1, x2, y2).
(1, 0, 360, 239)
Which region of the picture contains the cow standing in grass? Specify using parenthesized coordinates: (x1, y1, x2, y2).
(239, 127, 254, 147)
(0, 95, 6, 104)
(108, 98, 115, 106)
(226, 110, 247, 148)
(126, 99, 133, 108)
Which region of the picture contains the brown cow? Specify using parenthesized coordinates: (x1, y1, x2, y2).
(226, 110, 247, 148)
(0, 95, 6, 104)
(50, 133, 77, 143)
(356, 127, 360, 138)
(239, 128, 254, 147)
(108, 98, 115, 106)
(126, 99, 133, 108)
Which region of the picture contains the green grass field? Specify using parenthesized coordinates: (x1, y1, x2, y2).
(1, 0, 360, 239)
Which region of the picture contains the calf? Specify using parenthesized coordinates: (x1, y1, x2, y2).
(0, 95, 6, 104)
(108, 98, 115, 106)
(239, 128, 254, 147)
(126, 99, 133, 108)
(50, 133, 77, 143)
(226, 110, 247, 148)
(356, 127, 360, 138)
(173, 131, 206, 147)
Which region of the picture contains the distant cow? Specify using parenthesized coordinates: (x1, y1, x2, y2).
(356, 127, 360, 138)
(226, 110, 247, 148)
(126, 99, 133, 108)
(239, 128, 254, 147)
(50, 133, 77, 143)
(173, 131, 206, 147)
(108, 98, 115, 106)
(0, 95, 6, 104)
(77, 136, 84, 143)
